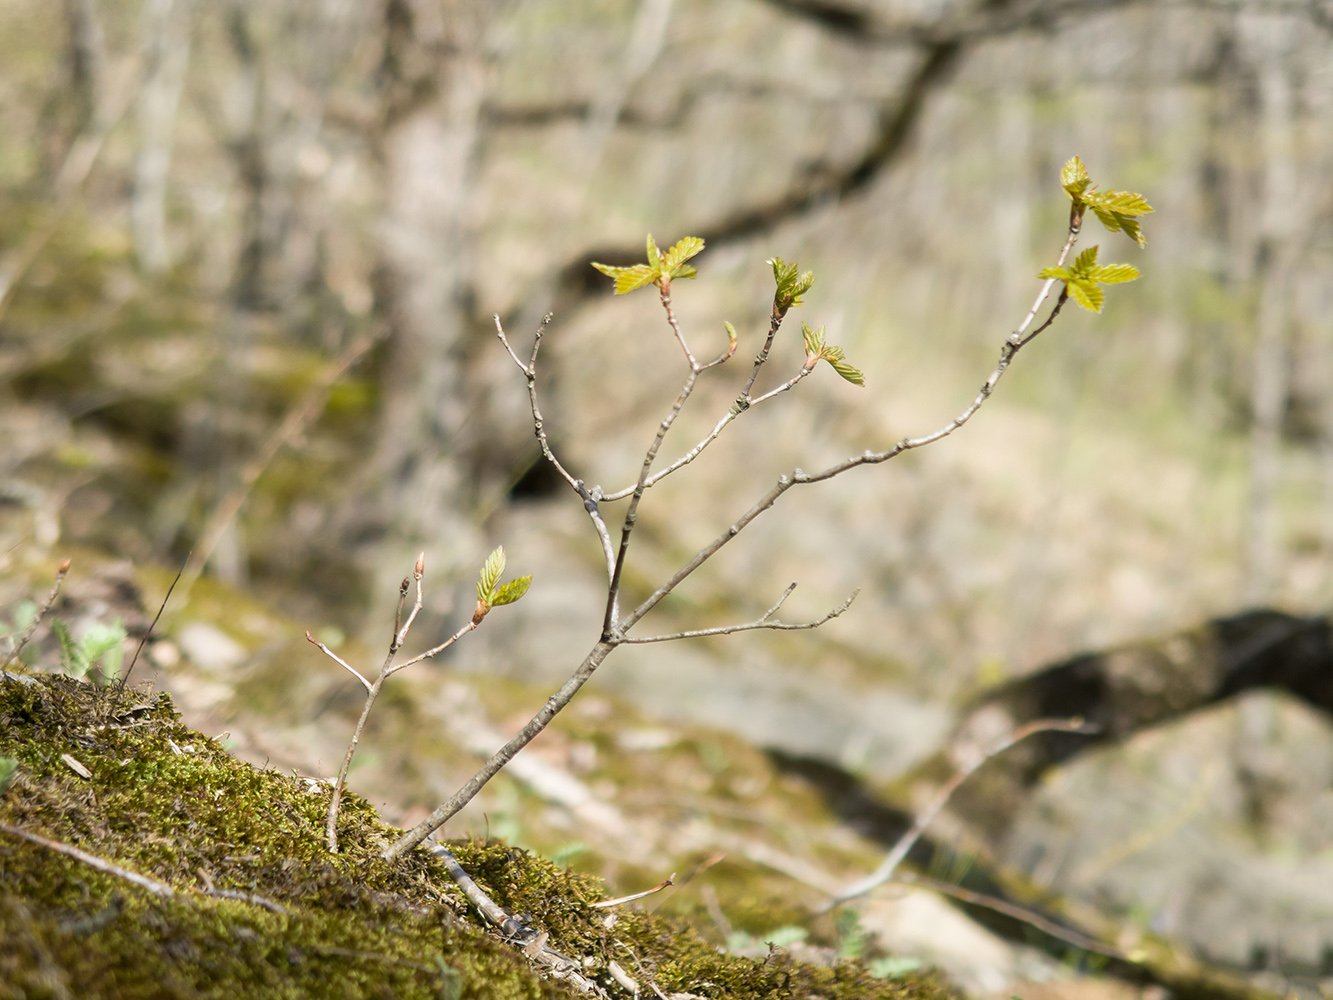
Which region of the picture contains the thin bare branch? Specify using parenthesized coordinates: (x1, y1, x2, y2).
(8, 559, 70, 666)
(597, 355, 811, 503)
(117, 552, 189, 693)
(383, 640, 617, 860)
(0, 822, 175, 898)
(202, 887, 291, 915)
(591, 874, 676, 909)
(391, 619, 479, 672)
(826, 718, 1097, 907)
(619, 217, 1083, 635)
(892, 871, 1126, 960)
(305, 631, 371, 692)
(394, 553, 426, 653)
(326, 557, 477, 852)
(182, 327, 384, 596)
(427, 844, 540, 941)
(660, 280, 699, 370)
(495, 314, 617, 582)
(621, 587, 858, 643)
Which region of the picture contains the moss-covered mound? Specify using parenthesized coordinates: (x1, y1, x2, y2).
(0, 671, 958, 1000)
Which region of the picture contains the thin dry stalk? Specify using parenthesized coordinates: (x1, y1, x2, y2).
(7, 559, 71, 667)
(826, 717, 1096, 907)
(590, 874, 676, 909)
(182, 326, 383, 595)
(891, 870, 1125, 960)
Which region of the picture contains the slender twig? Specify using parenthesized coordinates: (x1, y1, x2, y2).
(602, 286, 706, 637)
(306, 633, 371, 692)
(892, 870, 1125, 959)
(598, 306, 800, 502)
(591, 874, 676, 909)
(0, 823, 175, 898)
(384, 639, 618, 860)
(181, 327, 383, 596)
(116, 551, 189, 693)
(7, 559, 71, 667)
(495, 314, 617, 582)
(427, 844, 539, 941)
(598, 362, 812, 503)
(825, 717, 1097, 907)
(318, 554, 479, 853)
(620, 586, 857, 643)
(201, 887, 291, 915)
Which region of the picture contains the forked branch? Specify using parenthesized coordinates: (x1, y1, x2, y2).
(382, 161, 1149, 864)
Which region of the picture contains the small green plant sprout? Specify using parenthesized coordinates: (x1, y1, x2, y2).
(51, 617, 127, 685)
(307, 547, 530, 852)
(0, 756, 18, 796)
(381, 157, 1148, 865)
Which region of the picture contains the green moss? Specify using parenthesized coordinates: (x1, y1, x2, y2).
(0, 672, 959, 999)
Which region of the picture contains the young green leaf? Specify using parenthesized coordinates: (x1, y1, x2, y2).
(1060, 156, 1091, 200)
(591, 234, 705, 294)
(81, 619, 126, 683)
(477, 547, 507, 604)
(769, 257, 815, 310)
(1065, 279, 1104, 313)
(819, 344, 866, 387)
(51, 619, 87, 679)
(1093, 262, 1140, 285)
(802, 321, 825, 356)
(1038, 243, 1140, 314)
(1071, 245, 1099, 273)
(489, 576, 532, 607)
(724, 321, 738, 351)
(663, 236, 704, 277)
(591, 261, 658, 296)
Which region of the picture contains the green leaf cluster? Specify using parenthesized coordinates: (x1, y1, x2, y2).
(50, 617, 126, 683)
(802, 322, 865, 386)
(475, 546, 531, 609)
(591, 235, 705, 295)
(1059, 155, 1153, 247)
(1038, 245, 1140, 313)
(769, 257, 815, 312)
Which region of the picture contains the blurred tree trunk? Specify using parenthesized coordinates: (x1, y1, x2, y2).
(59, 0, 105, 144)
(132, 0, 191, 274)
(371, 0, 489, 591)
(1244, 47, 1298, 605)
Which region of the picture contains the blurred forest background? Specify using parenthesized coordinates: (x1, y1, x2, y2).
(4, 0, 1333, 993)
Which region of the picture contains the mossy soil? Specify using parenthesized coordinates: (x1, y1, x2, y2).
(0, 671, 959, 1000)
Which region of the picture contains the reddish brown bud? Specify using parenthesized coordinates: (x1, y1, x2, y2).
(58, 559, 71, 572)
(415, 552, 425, 577)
